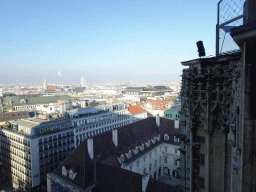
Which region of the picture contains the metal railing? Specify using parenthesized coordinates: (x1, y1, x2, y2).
(216, 0, 246, 56)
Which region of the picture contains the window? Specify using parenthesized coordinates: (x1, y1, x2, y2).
(137, 161, 140, 168)
(174, 160, 177, 166)
(129, 165, 133, 171)
(165, 146, 167, 152)
(154, 160, 157, 167)
(149, 153, 152, 159)
(175, 149, 178, 153)
(149, 164, 152, 172)
(143, 168, 147, 175)
(164, 157, 167, 163)
(143, 156, 146, 162)
(174, 136, 179, 142)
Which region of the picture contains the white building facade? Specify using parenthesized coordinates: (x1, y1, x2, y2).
(0, 103, 133, 191)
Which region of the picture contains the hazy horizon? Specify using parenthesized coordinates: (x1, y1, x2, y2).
(1, 0, 219, 84)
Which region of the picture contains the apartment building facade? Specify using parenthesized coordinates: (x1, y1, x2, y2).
(0, 103, 133, 192)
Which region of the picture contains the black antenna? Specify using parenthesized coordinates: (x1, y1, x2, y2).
(196, 41, 206, 58)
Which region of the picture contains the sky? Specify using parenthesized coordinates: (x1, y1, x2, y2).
(0, 0, 220, 84)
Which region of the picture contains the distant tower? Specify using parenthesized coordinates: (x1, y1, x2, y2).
(43, 79, 48, 89)
(81, 77, 86, 87)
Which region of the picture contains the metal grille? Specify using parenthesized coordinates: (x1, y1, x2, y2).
(216, 0, 246, 56)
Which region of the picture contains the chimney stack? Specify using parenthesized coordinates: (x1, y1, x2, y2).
(112, 129, 118, 147)
(87, 138, 94, 159)
(156, 114, 160, 127)
(142, 173, 150, 192)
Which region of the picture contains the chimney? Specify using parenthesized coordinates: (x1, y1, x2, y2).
(175, 119, 179, 129)
(156, 114, 160, 127)
(112, 129, 118, 147)
(142, 173, 150, 192)
(87, 138, 94, 159)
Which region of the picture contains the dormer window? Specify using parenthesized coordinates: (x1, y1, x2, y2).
(126, 150, 132, 159)
(62, 166, 68, 176)
(139, 144, 144, 151)
(145, 140, 151, 147)
(69, 167, 78, 180)
(133, 147, 138, 155)
(156, 134, 160, 141)
(62, 163, 71, 176)
(164, 134, 169, 141)
(118, 154, 125, 163)
(174, 136, 180, 142)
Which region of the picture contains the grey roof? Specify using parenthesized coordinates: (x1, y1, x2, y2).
(11, 119, 41, 128)
(0, 95, 73, 106)
(0, 111, 32, 122)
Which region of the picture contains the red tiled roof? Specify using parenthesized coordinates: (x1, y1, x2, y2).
(47, 85, 57, 90)
(93, 131, 116, 161)
(144, 98, 177, 110)
(128, 105, 146, 114)
(101, 155, 120, 167)
(52, 140, 94, 189)
(92, 161, 176, 192)
(51, 117, 180, 191)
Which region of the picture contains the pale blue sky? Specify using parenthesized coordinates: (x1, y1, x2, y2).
(0, 0, 219, 84)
